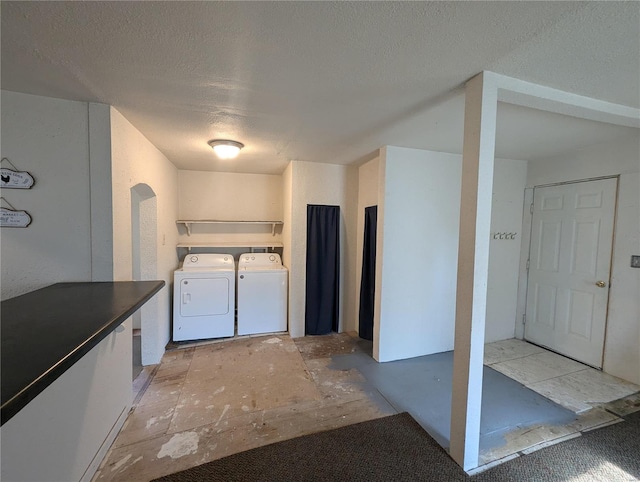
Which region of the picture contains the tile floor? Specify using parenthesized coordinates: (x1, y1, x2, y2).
(479, 338, 640, 465)
(485, 339, 639, 413)
(93, 335, 640, 481)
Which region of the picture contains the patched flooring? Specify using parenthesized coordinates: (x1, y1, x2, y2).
(93, 335, 640, 481)
(481, 339, 640, 465)
(485, 339, 639, 413)
(93, 333, 395, 481)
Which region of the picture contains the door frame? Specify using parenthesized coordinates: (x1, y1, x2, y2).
(358, 205, 378, 341)
(515, 175, 619, 365)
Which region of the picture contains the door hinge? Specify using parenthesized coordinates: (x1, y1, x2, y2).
(522, 314, 526, 325)
(530, 203, 534, 214)
(526, 259, 530, 270)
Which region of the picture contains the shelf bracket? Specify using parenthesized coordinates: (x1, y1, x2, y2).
(271, 223, 276, 236)
(184, 222, 192, 236)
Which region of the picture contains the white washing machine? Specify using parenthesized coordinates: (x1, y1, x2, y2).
(173, 253, 235, 341)
(237, 253, 288, 336)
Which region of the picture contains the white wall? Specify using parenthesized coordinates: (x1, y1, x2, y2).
(287, 161, 352, 338)
(89, 103, 115, 281)
(282, 162, 293, 279)
(485, 158, 528, 342)
(373, 147, 527, 361)
(344, 165, 360, 333)
(375, 146, 462, 362)
(0, 91, 92, 300)
(354, 156, 380, 334)
(131, 184, 158, 331)
(110, 108, 179, 365)
(526, 134, 640, 384)
(178, 170, 283, 246)
(0, 91, 131, 482)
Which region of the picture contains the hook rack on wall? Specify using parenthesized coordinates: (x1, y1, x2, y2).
(1, 158, 35, 189)
(492, 232, 517, 240)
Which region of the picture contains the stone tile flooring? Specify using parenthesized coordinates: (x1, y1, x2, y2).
(486, 339, 639, 413)
(93, 335, 640, 481)
(479, 338, 640, 465)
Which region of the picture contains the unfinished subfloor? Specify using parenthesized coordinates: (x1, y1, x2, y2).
(94, 334, 640, 481)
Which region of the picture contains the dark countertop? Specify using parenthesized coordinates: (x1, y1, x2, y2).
(1, 281, 165, 426)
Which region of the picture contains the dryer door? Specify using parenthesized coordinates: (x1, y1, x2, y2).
(179, 277, 229, 317)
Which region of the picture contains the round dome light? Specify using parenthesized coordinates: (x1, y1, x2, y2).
(208, 139, 244, 159)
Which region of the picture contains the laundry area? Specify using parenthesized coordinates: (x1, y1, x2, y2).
(2, 2, 640, 481)
(168, 146, 527, 357)
(172, 249, 289, 341)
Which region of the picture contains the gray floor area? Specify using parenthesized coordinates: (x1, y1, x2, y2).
(330, 346, 577, 452)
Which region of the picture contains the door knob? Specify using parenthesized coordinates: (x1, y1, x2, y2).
(596, 280, 607, 288)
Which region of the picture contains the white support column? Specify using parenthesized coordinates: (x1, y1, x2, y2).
(88, 103, 114, 281)
(450, 72, 498, 471)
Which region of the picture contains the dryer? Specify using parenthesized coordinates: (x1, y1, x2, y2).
(173, 253, 235, 341)
(237, 253, 288, 336)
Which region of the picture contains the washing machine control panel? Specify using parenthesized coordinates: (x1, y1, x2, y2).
(239, 253, 282, 267)
(182, 253, 234, 268)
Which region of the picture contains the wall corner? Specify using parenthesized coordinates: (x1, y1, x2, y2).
(88, 103, 114, 281)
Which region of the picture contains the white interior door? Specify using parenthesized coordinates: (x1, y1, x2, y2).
(525, 178, 617, 368)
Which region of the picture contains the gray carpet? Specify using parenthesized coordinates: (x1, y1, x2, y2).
(154, 411, 640, 482)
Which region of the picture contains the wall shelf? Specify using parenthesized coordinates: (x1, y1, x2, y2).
(177, 241, 283, 252)
(176, 220, 283, 236)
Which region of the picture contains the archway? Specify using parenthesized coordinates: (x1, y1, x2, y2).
(131, 183, 159, 374)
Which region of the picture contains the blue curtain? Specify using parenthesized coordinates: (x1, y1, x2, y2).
(359, 206, 377, 341)
(305, 205, 340, 335)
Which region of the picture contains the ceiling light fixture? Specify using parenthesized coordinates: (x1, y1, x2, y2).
(208, 139, 244, 159)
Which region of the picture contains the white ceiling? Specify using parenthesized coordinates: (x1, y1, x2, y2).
(2, 1, 639, 174)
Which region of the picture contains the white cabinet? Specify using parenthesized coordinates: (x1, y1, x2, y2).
(0, 320, 132, 482)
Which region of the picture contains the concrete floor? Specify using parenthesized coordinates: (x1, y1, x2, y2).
(95, 333, 640, 481)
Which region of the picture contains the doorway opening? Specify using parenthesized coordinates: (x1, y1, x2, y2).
(305, 204, 340, 335)
(359, 205, 377, 342)
(131, 183, 158, 379)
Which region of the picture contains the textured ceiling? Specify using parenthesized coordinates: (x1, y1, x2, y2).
(2, 1, 639, 174)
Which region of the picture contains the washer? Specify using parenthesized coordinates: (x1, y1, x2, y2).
(237, 253, 288, 336)
(173, 253, 235, 341)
